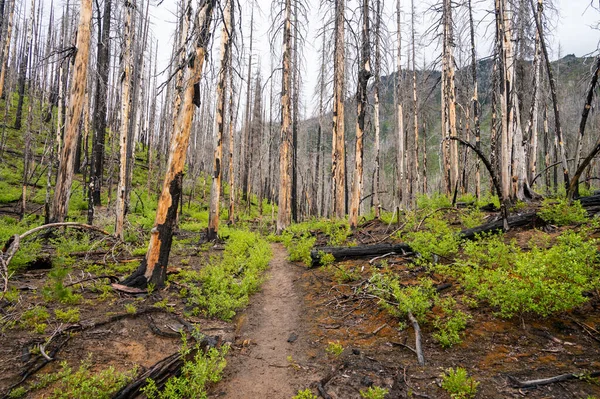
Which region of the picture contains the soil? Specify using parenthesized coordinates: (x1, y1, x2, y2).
(209, 244, 323, 398)
(1, 216, 600, 398)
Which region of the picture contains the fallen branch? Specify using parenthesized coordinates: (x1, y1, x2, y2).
(310, 243, 413, 267)
(0, 222, 114, 294)
(508, 370, 600, 389)
(112, 335, 221, 399)
(407, 312, 425, 366)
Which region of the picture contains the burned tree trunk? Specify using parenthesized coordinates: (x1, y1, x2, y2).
(121, 0, 215, 288)
(349, 0, 371, 228)
(277, 0, 293, 233)
(89, 0, 112, 213)
(331, 0, 346, 219)
(51, 0, 93, 223)
(207, 0, 232, 240)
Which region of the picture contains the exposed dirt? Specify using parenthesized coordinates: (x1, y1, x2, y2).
(2, 216, 600, 398)
(209, 244, 324, 398)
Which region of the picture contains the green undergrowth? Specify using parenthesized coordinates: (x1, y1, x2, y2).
(452, 230, 600, 318)
(175, 227, 272, 320)
(369, 272, 471, 347)
(441, 367, 479, 399)
(141, 334, 228, 399)
(538, 198, 588, 226)
(272, 219, 351, 266)
(7, 356, 137, 399)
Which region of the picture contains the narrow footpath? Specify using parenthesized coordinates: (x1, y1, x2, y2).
(209, 243, 322, 398)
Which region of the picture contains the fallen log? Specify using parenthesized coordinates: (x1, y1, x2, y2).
(458, 212, 538, 240)
(112, 335, 220, 399)
(310, 243, 413, 267)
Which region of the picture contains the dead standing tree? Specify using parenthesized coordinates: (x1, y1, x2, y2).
(115, 0, 134, 239)
(331, 0, 346, 219)
(120, 0, 216, 288)
(207, 0, 232, 240)
(51, 0, 93, 223)
(349, 0, 371, 228)
(277, 0, 293, 233)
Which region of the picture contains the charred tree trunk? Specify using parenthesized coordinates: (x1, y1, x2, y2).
(207, 0, 232, 241)
(276, 0, 293, 233)
(349, 0, 371, 229)
(50, 0, 92, 223)
(121, 0, 215, 288)
(331, 0, 346, 219)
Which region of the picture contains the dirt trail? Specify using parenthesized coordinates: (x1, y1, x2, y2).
(210, 243, 321, 398)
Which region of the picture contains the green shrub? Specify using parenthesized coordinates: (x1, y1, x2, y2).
(293, 389, 318, 399)
(460, 207, 485, 229)
(441, 367, 479, 399)
(325, 341, 344, 357)
(141, 339, 228, 399)
(417, 193, 452, 210)
(360, 386, 389, 399)
(432, 297, 471, 348)
(54, 308, 80, 323)
(407, 216, 458, 262)
(456, 231, 599, 317)
(42, 265, 82, 304)
(538, 198, 587, 226)
(370, 275, 437, 323)
(179, 229, 271, 320)
(21, 306, 50, 332)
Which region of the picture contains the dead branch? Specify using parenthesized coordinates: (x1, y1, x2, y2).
(407, 311, 425, 366)
(1, 223, 114, 294)
(508, 371, 600, 388)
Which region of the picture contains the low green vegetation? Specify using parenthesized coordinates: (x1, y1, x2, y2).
(440, 367, 479, 399)
(455, 231, 599, 318)
(177, 228, 272, 320)
(293, 389, 318, 399)
(141, 336, 228, 399)
(538, 198, 587, 225)
(325, 341, 344, 357)
(8, 357, 137, 399)
(359, 386, 389, 399)
(274, 219, 351, 266)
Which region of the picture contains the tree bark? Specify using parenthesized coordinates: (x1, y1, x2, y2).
(115, 0, 134, 239)
(349, 0, 371, 228)
(89, 0, 112, 217)
(122, 0, 215, 288)
(51, 0, 93, 223)
(276, 0, 293, 233)
(331, 0, 346, 219)
(207, 0, 232, 240)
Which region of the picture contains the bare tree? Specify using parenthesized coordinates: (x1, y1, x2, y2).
(51, 0, 93, 222)
(121, 0, 216, 288)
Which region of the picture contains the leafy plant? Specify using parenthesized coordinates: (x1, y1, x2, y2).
(293, 389, 318, 399)
(21, 306, 50, 333)
(124, 303, 137, 314)
(42, 265, 82, 304)
(440, 367, 479, 399)
(407, 216, 458, 262)
(360, 386, 389, 399)
(432, 297, 471, 348)
(178, 229, 272, 320)
(538, 198, 587, 226)
(370, 274, 437, 323)
(141, 337, 228, 399)
(455, 232, 600, 318)
(325, 341, 344, 357)
(54, 308, 80, 323)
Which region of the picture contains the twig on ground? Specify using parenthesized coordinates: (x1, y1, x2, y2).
(407, 311, 425, 366)
(508, 371, 600, 388)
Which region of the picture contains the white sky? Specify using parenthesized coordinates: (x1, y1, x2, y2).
(144, 0, 599, 116)
(34, 0, 600, 116)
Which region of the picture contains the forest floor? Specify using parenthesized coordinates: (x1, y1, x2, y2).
(1, 202, 600, 398)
